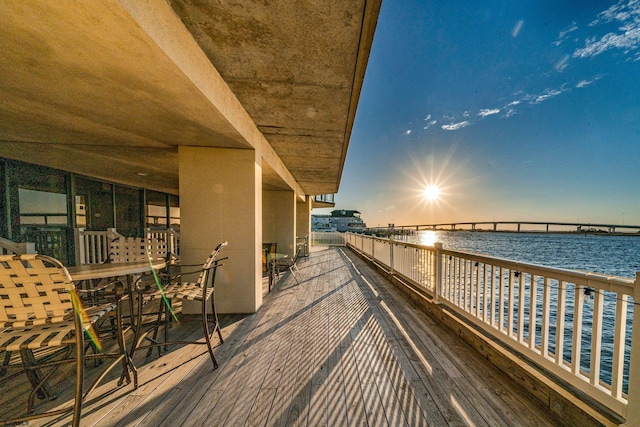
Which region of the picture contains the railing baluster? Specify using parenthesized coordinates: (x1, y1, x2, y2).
(572, 285, 585, 376)
(95, 235, 101, 263)
(541, 276, 551, 358)
(499, 267, 505, 332)
(628, 273, 640, 423)
(460, 258, 465, 310)
(556, 281, 567, 366)
(508, 270, 515, 338)
(518, 273, 526, 344)
(454, 257, 458, 304)
(611, 294, 628, 398)
(483, 264, 489, 323)
(530, 274, 538, 351)
(589, 288, 604, 386)
(475, 261, 481, 317)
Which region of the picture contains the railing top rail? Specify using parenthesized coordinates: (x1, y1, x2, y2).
(441, 246, 635, 292)
(0, 236, 20, 253)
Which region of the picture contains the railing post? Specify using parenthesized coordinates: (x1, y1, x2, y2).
(433, 242, 443, 304)
(372, 236, 375, 259)
(389, 239, 394, 274)
(626, 272, 640, 426)
(18, 242, 36, 254)
(74, 228, 85, 265)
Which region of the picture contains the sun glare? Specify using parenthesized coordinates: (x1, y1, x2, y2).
(423, 185, 440, 201)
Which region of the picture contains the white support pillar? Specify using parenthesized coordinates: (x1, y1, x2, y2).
(296, 195, 311, 240)
(179, 146, 262, 314)
(263, 190, 296, 257)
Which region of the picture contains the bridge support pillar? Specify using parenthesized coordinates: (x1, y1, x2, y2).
(517, 223, 521, 232)
(493, 223, 497, 231)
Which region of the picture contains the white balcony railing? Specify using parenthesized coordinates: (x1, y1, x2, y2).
(146, 228, 180, 257)
(310, 231, 346, 246)
(75, 228, 180, 265)
(0, 236, 36, 255)
(345, 232, 640, 420)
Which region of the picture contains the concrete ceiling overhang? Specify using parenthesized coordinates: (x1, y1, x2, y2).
(0, 1, 380, 196)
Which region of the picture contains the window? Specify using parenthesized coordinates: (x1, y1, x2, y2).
(146, 190, 167, 228)
(115, 185, 143, 237)
(169, 195, 180, 231)
(74, 177, 114, 230)
(18, 188, 68, 225)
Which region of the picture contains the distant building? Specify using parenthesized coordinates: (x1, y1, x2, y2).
(312, 209, 366, 232)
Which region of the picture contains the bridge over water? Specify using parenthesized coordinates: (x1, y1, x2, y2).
(395, 221, 640, 234)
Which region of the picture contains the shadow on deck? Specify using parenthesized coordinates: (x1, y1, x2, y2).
(1, 246, 564, 426)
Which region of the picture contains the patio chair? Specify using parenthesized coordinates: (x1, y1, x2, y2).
(262, 242, 277, 275)
(275, 243, 303, 284)
(90, 236, 171, 326)
(0, 254, 135, 426)
(131, 241, 227, 369)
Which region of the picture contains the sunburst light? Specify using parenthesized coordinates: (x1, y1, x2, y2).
(423, 184, 441, 201)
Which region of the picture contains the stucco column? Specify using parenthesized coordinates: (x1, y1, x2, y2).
(296, 196, 311, 240)
(179, 146, 262, 314)
(262, 190, 296, 257)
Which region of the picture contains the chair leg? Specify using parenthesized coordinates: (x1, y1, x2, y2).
(289, 265, 300, 284)
(116, 299, 136, 388)
(146, 299, 165, 358)
(201, 297, 218, 369)
(210, 292, 224, 344)
(130, 291, 146, 361)
(20, 349, 57, 411)
(164, 299, 171, 352)
(72, 331, 85, 427)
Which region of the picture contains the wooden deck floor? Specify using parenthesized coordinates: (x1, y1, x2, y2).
(1, 246, 564, 426)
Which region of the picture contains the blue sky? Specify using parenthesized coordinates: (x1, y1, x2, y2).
(321, 0, 640, 227)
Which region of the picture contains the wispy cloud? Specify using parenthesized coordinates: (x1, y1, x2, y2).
(405, 129, 412, 135)
(573, 0, 640, 59)
(574, 28, 640, 58)
(424, 114, 432, 121)
(591, 0, 638, 26)
(442, 121, 470, 131)
(504, 109, 517, 118)
(530, 87, 565, 104)
(423, 120, 437, 130)
(576, 79, 593, 88)
(478, 108, 500, 117)
(554, 54, 570, 72)
(555, 22, 579, 46)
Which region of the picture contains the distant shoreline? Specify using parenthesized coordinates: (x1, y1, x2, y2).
(369, 228, 640, 237)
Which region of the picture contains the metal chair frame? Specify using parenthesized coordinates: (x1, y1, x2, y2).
(275, 243, 304, 284)
(131, 241, 227, 369)
(0, 254, 136, 426)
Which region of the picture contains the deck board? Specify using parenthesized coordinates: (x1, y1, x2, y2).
(1, 246, 565, 426)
